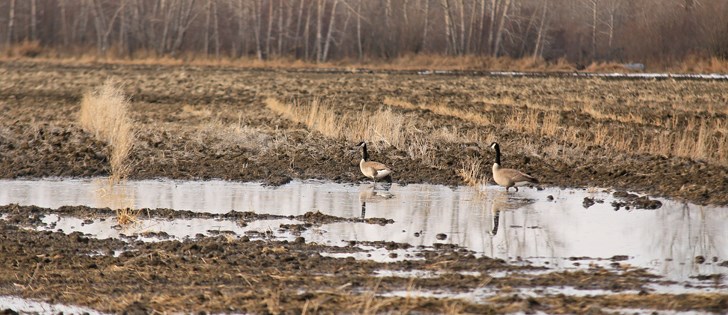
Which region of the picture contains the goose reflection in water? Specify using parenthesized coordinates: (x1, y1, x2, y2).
(358, 183, 395, 219)
(487, 190, 515, 236)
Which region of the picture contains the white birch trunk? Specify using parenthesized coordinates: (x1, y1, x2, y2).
(322, 0, 338, 61)
(492, 0, 510, 57)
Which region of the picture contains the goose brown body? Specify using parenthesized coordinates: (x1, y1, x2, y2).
(490, 142, 538, 192)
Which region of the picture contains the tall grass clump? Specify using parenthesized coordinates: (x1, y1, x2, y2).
(79, 80, 135, 182)
(458, 156, 489, 187)
(265, 98, 343, 138)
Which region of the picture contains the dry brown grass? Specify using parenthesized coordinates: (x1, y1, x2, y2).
(266, 97, 477, 167)
(385, 98, 496, 126)
(669, 55, 728, 73)
(4, 47, 728, 73)
(5, 40, 44, 58)
(265, 98, 342, 139)
(265, 97, 411, 149)
(408, 90, 728, 166)
(585, 61, 634, 72)
(198, 120, 281, 154)
(115, 207, 141, 226)
(458, 156, 489, 187)
(79, 80, 135, 181)
(382, 97, 418, 110)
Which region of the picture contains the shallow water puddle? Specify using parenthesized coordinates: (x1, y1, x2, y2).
(0, 295, 106, 314)
(38, 213, 297, 242)
(1, 178, 727, 287)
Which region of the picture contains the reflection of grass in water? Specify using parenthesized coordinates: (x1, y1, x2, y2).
(93, 178, 139, 226)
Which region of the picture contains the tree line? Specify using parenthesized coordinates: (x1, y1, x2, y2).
(1, 0, 727, 64)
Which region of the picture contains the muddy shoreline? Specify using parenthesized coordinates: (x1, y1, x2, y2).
(2, 204, 726, 313)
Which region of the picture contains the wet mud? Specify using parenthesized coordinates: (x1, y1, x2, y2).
(1, 61, 727, 313)
(2, 204, 726, 313)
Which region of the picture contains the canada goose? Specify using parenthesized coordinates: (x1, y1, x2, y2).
(490, 142, 539, 192)
(356, 141, 393, 182)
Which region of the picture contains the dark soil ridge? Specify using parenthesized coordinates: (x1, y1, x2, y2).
(2, 217, 710, 314)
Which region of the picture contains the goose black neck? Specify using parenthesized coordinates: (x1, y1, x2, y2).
(493, 144, 501, 165)
(361, 143, 369, 161)
(491, 210, 500, 236)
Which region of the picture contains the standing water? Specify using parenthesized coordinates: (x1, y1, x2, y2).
(0, 178, 726, 287)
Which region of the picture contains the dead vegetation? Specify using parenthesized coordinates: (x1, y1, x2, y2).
(385, 91, 728, 167)
(79, 81, 135, 181)
(266, 97, 488, 170)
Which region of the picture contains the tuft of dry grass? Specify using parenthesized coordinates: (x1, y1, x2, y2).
(79, 80, 136, 181)
(458, 156, 489, 187)
(265, 98, 343, 139)
(115, 207, 141, 226)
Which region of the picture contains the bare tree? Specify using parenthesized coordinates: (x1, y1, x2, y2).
(6, 0, 16, 47)
(119, 0, 126, 55)
(252, 0, 263, 59)
(2, 0, 727, 65)
(356, 0, 363, 58)
(89, 0, 123, 55)
(303, 1, 312, 59)
(31, 0, 37, 41)
(169, 0, 200, 57)
(421, 0, 430, 52)
(533, 0, 549, 59)
(457, 0, 466, 54)
(204, 0, 211, 55)
(589, 0, 598, 59)
(59, 0, 70, 47)
(266, 0, 273, 58)
(314, 0, 324, 61)
(441, 0, 457, 55)
(322, 0, 339, 61)
(213, 0, 219, 58)
(475, 0, 486, 54)
(294, 0, 305, 56)
(492, 0, 511, 56)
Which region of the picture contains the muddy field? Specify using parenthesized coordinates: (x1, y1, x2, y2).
(0, 60, 727, 313)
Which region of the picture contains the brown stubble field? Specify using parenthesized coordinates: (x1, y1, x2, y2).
(1, 60, 726, 205)
(1, 60, 728, 313)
